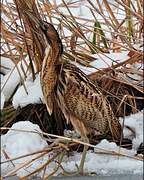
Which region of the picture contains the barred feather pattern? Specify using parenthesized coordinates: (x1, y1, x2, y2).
(55, 63, 122, 141)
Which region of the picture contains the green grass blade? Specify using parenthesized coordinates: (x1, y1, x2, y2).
(91, 21, 109, 54)
(127, 0, 133, 42)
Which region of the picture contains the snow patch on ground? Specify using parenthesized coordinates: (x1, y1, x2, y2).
(93, 139, 141, 175)
(1, 121, 47, 176)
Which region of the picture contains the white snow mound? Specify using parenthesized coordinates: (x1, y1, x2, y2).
(1, 121, 47, 176)
(12, 74, 44, 108)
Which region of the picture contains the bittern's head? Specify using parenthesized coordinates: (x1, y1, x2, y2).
(39, 21, 63, 54)
(27, 12, 63, 54)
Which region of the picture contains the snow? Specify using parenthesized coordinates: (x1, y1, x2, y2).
(61, 139, 142, 175)
(76, 51, 129, 75)
(120, 111, 143, 150)
(12, 74, 44, 109)
(92, 140, 142, 175)
(1, 121, 47, 157)
(1, 111, 143, 178)
(124, 62, 143, 87)
(1, 57, 15, 75)
(1, 121, 47, 176)
(1, 59, 28, 102)
(1, 55, 38, 105)
(0, 57, 14, 109)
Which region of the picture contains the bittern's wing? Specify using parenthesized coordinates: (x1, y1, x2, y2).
(56, 63, 122, 140)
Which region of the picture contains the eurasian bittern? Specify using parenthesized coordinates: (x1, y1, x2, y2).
(31, 18, 122, 174)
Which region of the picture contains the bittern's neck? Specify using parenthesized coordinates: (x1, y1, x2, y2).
(41, 41, 62, 77)
(51, 41, 63, 61)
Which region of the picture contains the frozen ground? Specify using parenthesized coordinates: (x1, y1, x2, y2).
(1, 110, 143, 178)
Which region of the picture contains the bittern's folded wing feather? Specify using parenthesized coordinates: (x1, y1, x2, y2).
(56, 64, 122, 140)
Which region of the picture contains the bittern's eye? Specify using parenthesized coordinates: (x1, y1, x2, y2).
(42, 24, 48, 31)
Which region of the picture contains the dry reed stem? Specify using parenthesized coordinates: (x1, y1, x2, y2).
(1, 146, 61, 165)
(1, 1, 143, 57)
(43, 151, 65, 179)
(1, 127, 143, 161)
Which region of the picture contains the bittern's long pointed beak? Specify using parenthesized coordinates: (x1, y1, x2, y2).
(25, 11, 45, 29)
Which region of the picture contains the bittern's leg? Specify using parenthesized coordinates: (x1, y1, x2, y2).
(78, 136, 89, 174)
(61, 136, 89, 176)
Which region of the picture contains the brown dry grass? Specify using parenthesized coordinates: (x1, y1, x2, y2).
(1, 0, 143, 72)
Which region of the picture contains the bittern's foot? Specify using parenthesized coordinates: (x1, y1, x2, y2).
(62, 167, 87, 176)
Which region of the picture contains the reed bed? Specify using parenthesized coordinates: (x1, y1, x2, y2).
(1, 0, 143, 124)
(1, 0, 143, 178)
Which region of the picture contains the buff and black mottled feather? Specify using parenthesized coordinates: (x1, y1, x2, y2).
(39, 21, 122, 143)
(56, 63, 122, 141)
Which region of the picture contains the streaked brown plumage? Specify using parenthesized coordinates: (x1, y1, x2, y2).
(55, 63, 122, 140)
(34, 20, 122, 173)
(39, 22, 122, 139)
